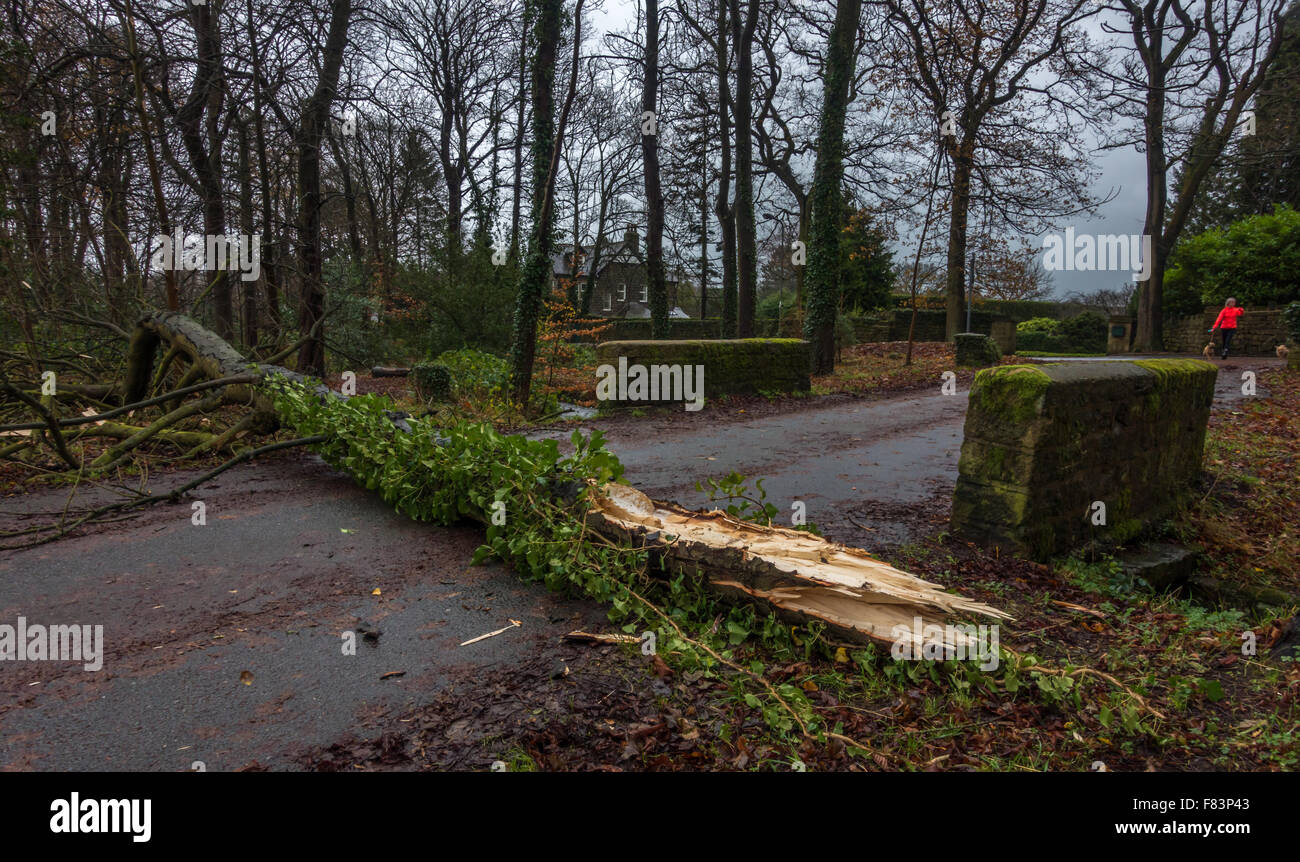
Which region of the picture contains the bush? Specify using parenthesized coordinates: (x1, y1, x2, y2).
(955, 332, 1001, 367)
(410, 363, 453, 402)
(1164, 204, 1300, 315)
(1017, 316, 1061, 335)
(1284, 301, 1300, 343)
(1056, 311, 1108, 353)
(1014, 312, 1105, 354)
(322, 260, 395, 368)
(835, 313, 858, 353)
(432, 348, 508, 398)
(1015, 331, 1073, 353)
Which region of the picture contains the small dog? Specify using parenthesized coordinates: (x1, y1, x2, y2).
(1279, 344, 1290, 360)
(1202, 342, 1215, 359)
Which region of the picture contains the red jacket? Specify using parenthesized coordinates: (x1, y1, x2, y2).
(1213, 307, 1244, 329)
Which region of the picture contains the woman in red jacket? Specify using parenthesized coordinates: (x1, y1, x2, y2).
(1211, 297, 1244, 359)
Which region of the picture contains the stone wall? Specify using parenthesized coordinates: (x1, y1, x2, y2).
(845, 309, 1014, 343)
(594, 339, 810, 401)
(1163, 307, 1288, 355)
(950, 359, 1217, 561)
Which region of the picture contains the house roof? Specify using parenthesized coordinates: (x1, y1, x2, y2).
(550, 232, 680, 286)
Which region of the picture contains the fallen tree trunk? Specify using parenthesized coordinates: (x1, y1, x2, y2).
(123, 311, 333, 418)
(118, 312, 1007, 651)
(370, 366, 410, 378)
(587, 483, 1009, 649)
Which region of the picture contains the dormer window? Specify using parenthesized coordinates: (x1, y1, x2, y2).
(617, 283, 626, 301)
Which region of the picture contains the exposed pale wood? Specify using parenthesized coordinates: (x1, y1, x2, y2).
(586, 483, 1009, 650)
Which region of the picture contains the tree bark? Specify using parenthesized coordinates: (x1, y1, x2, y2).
(507, 0, 563, 404)
(715, 0, 737, 336)
(731, 0, 760, 337)
(944, 146, 974, 341)
(643, 0, 669, 337)
(804, 0, 863, 375)
(295, 0, 353, 377)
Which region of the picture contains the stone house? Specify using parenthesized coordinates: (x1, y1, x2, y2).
(551, 226, 687, 318)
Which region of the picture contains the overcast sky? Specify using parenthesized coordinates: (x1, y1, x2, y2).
(587, 1, 1163, 299)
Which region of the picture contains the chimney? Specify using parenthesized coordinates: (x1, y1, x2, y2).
(624, 225, 638, 253)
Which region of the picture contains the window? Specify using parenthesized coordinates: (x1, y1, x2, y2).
(603, 291, 612, 311)
(639, 284, 648, 303)
(617, 283, 626, 301)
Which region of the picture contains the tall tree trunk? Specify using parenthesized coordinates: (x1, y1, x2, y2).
(330, 128, 364, 262)
(1134, 74, 1168, 352)
(176, 3, 231, 338)
(237, 116, 258, 350)
(732, 0, 760, 337)
(246, 0, 280, 329)
(295, 0, 353, 376)
(643, 0, 669, 337)
(121, 0, 177, 310)
(508, 0, 562, 404)
(944, 144, 974, 341)
(804, 0, 862, 374)
(700, 152, 710, 321)
(511, 14, 529, 264)
(715, 0, 737, 336)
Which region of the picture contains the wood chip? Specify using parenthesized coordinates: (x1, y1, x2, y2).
(459, 619, 521, 646)
(563, 630, 641, 645)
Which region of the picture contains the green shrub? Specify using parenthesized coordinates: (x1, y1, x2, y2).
(954, 332, 1001, 367)
(322, 260, 394, 367)
(1056, 310, 1108, 353)
(1284, 301, 1300, 343)
(1015, 331, 1072, 353)
(834, 313, 858, 352)
(1016, 312, 1105, 353)
(1017, 316, 1061, 334)
(410, 363, 453, 402)
(1164, 204, 1300, 315)
(432, 348, 508, 397)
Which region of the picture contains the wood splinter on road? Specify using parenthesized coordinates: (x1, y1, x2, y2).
(460, 619, 522, 647)
(585, 483, 1011, 652)
(563, 631, 641, 645)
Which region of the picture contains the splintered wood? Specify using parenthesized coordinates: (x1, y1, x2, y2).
(586, 483, 1010, 651)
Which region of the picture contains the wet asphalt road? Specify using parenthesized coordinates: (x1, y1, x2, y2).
(0, 356, 1278, 770)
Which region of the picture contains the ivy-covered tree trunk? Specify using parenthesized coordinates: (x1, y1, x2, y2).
(643, 0, 669, 337)
(714, 0, 737, 337)
(804, 0, 862, 375)
(508, 0, 562, 405)
(294, 0, 352, 376)
(732, 0, 760, 338)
